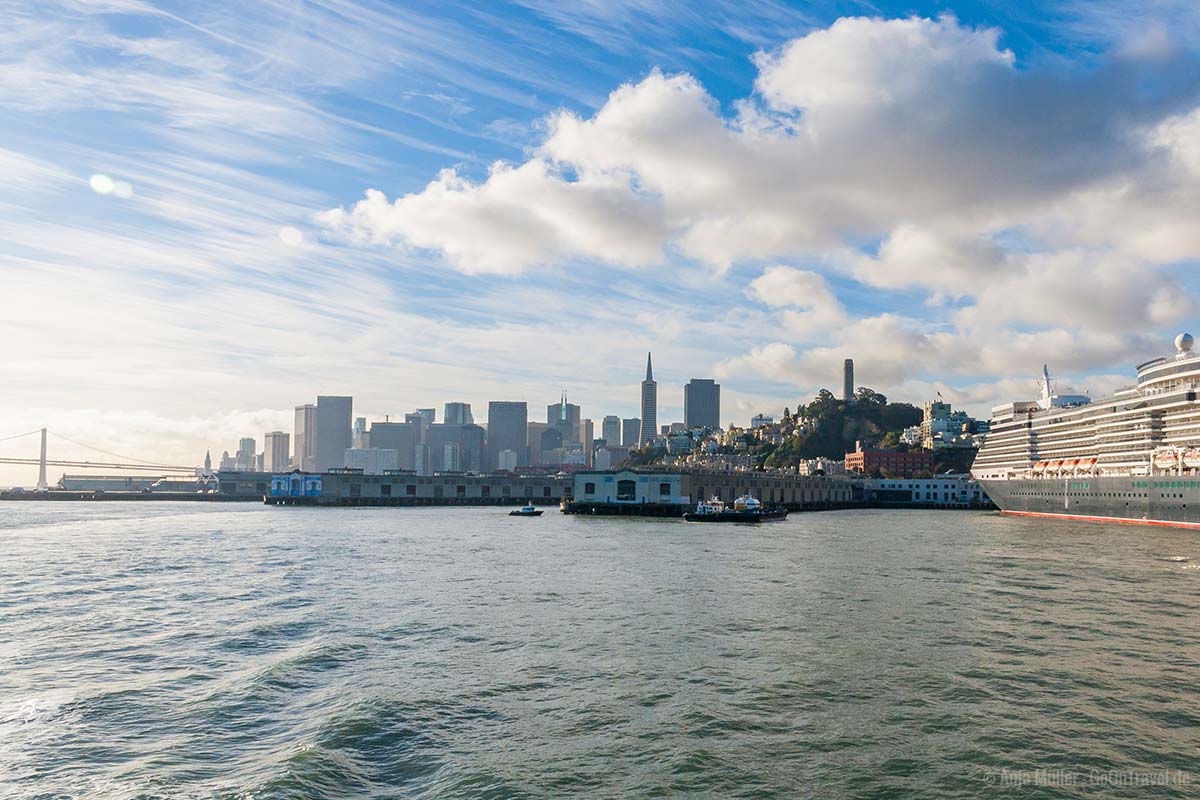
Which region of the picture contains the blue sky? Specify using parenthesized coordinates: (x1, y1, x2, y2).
(3, 0, 1200, 477)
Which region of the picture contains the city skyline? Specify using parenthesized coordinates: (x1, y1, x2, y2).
(4, 2, 1200, 484)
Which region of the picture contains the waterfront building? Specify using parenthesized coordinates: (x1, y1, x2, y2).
(845, 445, 935, 478)
(314, 396, 353, 472)
(368, 422, 420, 471)
(236, 437, 256, 471)
(750, 414, 773, 428)
(862, 474, 989, 507)
(602, 416, 621, 445)
(684, 379, 721, 430)
(569, 468, 853, 510)
(639, 354, 657, 445)
(293, 404, 317, 470)
(622, 418, 640, 447)
(547, 395, 581, 444)
(255, 471, 570, 505)
(264, 431, 290, 473)
(488, 401, 528, 469)
(444, 402, 473, 425)
(843, 359, 855, 402)
(343, 448, 400, 475)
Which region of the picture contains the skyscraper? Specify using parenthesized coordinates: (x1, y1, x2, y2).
(684, 379, 721, 430)
(602, 416, 621, 444)
(369, 421, 420, 471)
(353, 417, 368, 448)
(580, 418, 594, 466)
(444, 402, 473, 425)
(639, 353, 657, 445)
(622, 418, 640, 447)
(294, 403, 317, 470)
(487, 401, 528, 470)
(236, 437, 256, 471)
(264, 431, 290, 472)
(527, 421, 548, 464)
(843, 358, 855, 402)
(547, 394, 581, 444)
(314, 395, 353, 471)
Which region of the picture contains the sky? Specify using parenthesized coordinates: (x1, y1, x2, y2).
(4, 0, 1200, 483)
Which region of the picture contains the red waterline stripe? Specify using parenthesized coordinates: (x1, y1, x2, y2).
(1000, 510, 1200, 530)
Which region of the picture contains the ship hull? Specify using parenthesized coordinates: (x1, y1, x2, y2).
(978, 475, 1200, 529)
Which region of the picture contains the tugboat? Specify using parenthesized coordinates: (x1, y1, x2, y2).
(509, 502, 543, 517)
(683, 495, 788, 523)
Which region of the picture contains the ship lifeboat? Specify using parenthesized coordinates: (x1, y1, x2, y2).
(1032, 461, 1048, 475)
(1076, 457, 1098, 474)
(1045, 460, 1063, 475)
(1153, 449, 1180, 470)
(1183, 449, 1200, 470)
(1062, 458, 1079, 475)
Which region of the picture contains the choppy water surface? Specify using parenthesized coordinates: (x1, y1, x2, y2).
(1, 504, 1197, 799)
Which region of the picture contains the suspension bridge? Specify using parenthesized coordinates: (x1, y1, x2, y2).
(0, 428, 198, 489)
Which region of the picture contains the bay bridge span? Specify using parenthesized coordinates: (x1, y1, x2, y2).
(0, 428, 197, 489)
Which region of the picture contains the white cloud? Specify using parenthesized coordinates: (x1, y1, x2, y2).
(317, 160, 668, 274)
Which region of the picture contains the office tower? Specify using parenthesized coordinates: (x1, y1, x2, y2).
(684, 379, 721, 430)
(353, 417, 368, 448)
(580, 419, 594, 466)
(602, 416, 621, 444)
(236, 437, 256, 471)
(342, 448, 400, 475)
(539, 427, 564, 465)
(314, 395, 353, 471)
(843, 358, 855, 402)
(497, 449, 518, 472)
(527, 422, 548, 464)
(444, 402, 473, 425)
(404, 412, 428, 443)
(293, 403, 317, 470)
(425, 423, 486, 473)
(487, 401, 528, 470)
(639, 353, 657, 445)
(416, 408, 436, 426)
(264, 431, 291, 472)
(546, 394, 581, 444)
(368, 422, 419, 470)
(622, 418, 640, 447)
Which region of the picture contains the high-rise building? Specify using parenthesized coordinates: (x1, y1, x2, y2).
(342, 448, 400, 475)
(236, 437, 256, 471)
(264, 431, 290, 472)
(843, 358, 855, 402)
(416, 408, 436, 426)
(684, 379, 721, 430)
(314, 396, 353, 471)
(353, 417, 368, 448)
(294, 404, 317, 470)
(639, 353, 657, 445)
(602, 416, 621, 444)
(497, 449, 518, 472)
(539, 427, 564, 465)
(487, 401, 528, 470)
(547, 394, 581, 444)
(425, 424, 486, 473)
(444, 402, 473, 425)
(368, 422, 420, 471)
(622, 418, 640, 447)
(527, 421, 549, 464)
(580, 419, 594, 467)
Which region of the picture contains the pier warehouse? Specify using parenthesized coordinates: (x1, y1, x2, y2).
(565, 469, 854, 515)
(219, 469, 571, 506)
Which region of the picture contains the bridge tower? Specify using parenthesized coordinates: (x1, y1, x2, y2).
(37, 428, 48, 490)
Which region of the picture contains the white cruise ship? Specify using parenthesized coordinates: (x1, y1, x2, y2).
(972, 333, 1200, 529)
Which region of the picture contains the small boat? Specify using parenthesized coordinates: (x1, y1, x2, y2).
(509, 502, 543, 517)
(683, 495, 788, 523)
